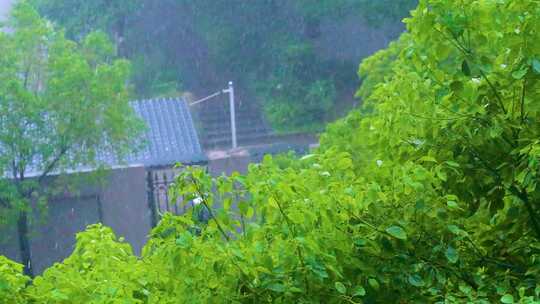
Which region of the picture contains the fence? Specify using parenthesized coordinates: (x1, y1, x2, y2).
(147, 167, 207, 227)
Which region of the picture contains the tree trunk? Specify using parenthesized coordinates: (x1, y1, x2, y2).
(17, 211, 33, 277)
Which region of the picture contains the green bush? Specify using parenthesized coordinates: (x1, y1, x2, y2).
(28, 224, 147, 303)
(0, 256, 29, 304)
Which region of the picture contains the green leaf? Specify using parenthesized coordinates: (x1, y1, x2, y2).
(289, 210, 305, 224)
(500, 294, 514, 304)
(512, 66, 528, 79)
(479, 56, 492, 73)
(447, 201, 459, 209)
(223, 198, 232, 211)
(368, 278, 380, 290)
(445, 161, 460, 168)
(337, 157, 353, 170)
(462, 60, 471, 76)
(408, 274, 425, 287)
(386, 226, 407, 240)
(450, 81, 463, 92)
(420, 156, 437, 163)
(267, 283, 286, 293)
(445, 246, 459, 264)
(447, 225, 460, 235)
(353, 286, 366, 297)
(51, 290, 69, 300)
(175, 233, 192, 249)
(335, 282, 347, 294)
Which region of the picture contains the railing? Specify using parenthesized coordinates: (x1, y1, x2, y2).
(147, 168, 187, 226)
(147, 167, 209, 227)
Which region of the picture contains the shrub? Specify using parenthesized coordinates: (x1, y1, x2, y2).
(0, 256, 29, 304)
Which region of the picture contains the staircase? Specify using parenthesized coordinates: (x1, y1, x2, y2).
(192, 97, 272, 150)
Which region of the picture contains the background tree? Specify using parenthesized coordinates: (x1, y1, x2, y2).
(0, 2, 142, 276)
(31, 0, 417, 132)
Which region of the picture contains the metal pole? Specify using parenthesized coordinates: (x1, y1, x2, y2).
(228, 81, 238, 149)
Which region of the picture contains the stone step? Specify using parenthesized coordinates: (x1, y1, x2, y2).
(198, 110, 267, 122)
(194, 99, 272, 150)
(203, 133, 272, 149)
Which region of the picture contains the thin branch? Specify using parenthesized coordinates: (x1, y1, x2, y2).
(510, 185, 540, 240)
(520, 78, 526, 123)
(192, 179, 230, 242)
(435, 27, 507, 115)
(37, 146, 69, 184)
(266, 183, 310, 294)
(402, 111, 468, 121)
(478, 69, 507, 114)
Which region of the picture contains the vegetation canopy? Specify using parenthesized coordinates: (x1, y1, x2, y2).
(2, 0, 540, 303)
(0, 2, 142, 276)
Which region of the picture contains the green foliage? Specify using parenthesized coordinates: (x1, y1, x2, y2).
(321, 0, 540, 301)
(4, 0, 540, 302)
(0, 2, 143, 275)
(0, 1, 142, 206)
(28, 224, 148, 303)
(0, 256, 29, 304)
(355, 34, 410, 101)
(29, 0, 141, 40)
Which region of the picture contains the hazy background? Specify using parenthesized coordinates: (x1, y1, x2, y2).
(0, 0, 12, 20)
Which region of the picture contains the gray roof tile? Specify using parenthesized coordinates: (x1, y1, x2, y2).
(126, 97, 206, 167)
(9, 97, 206, 178)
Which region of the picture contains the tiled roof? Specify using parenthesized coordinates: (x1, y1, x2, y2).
(126, 98, 206, 167)
(9, 97, 206, 178)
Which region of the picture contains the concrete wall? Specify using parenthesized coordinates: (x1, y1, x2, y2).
(0, 166, 153, 274)
(100, 166, 152, 256)
(208, 142, 314, 177)
(29, 195, 101, 274)
(208, 149, 251, 176)
(0, 220, 21, 262)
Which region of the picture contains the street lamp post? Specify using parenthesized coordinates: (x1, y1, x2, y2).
(224, 81, 237, 149)
(190, 81, 238, 150)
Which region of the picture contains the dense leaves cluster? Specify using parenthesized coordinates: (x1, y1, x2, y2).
(2, 0, 540, 303)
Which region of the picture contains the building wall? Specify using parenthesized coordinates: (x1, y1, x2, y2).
(0, 220, 21, 263)
(208, 149, 251, 177)
(99, 166, 152, 256)
(29, 195, 101, 274)
(0, 166, 153, 275)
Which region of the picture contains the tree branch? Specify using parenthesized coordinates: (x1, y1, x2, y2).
(520, 78, 526, 124)
(37, 146, 69, 184)
(510, 185, 540, 240)
(192, 178, 230, 242)
(478, 69, 507, 115)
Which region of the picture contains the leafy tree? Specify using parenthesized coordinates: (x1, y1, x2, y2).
(29, 0, 140, 43)
(0, 3, 142, 276)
